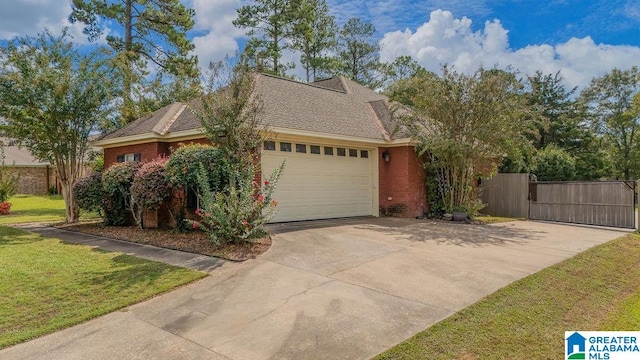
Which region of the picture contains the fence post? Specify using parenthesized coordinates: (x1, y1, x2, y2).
(637, 180, 639, 231)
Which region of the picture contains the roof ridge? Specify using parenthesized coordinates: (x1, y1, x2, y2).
(367, 100, 391, 141)
(259, 73, 347, 94)
(152, 103, 187, 135)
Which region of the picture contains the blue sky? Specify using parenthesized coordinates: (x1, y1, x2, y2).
(0, 0, 638, 89)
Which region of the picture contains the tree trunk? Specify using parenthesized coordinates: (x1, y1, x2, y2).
(123, 0, 134, 122)
(60, 180, 79, 223)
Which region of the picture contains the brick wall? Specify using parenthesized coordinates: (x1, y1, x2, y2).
(103, 142, 170, 168)
(6, 166, 53, 195)
(103, 139, 217, 170)
(378, 146, 427, 218)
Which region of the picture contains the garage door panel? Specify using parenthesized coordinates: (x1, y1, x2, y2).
(262, 145, 374, 222)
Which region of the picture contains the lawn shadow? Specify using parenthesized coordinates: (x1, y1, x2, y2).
(0, 227, 46, 245)
(77, 252, 207, 294)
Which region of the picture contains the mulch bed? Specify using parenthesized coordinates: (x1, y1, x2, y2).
(57, 222, 271, 262)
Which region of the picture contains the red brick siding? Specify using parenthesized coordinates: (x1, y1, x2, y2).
(378, 146, 427, 218)
(104, 142, 170, 168)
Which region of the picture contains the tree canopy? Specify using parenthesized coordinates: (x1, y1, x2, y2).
(0, 30, 114, 222)
(69, 0, 199, 125)
(580, 66, 640, 180)
(390, 66, 540, 214)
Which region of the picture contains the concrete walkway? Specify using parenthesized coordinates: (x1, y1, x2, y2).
(1, 219, 628, 359)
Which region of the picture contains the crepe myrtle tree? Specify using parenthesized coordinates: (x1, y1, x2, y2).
(188, 59, 285, 244)
(389, 65, 541, 216)
(0, 29, 114, 222)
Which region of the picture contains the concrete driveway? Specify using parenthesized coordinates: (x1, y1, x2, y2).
(0, 218, 626, 359)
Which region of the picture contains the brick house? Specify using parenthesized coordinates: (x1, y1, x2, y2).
(93, 74, 427, 223)
(1, 138, 57, 195)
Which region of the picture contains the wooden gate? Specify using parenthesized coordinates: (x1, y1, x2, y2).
(528, 181, 636, 229)
(480, 175, 636, 229)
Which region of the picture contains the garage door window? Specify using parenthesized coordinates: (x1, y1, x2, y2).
(280, 142, 292, 152)
(349, 149, 358, 157)
(310, 145, 321, 154)
(337, 148, 346, 156)
(263, 141, 276, 151)
(360, 150, 369, 158)
(324, 147, 334, 155)
(296, 144, 307, 153)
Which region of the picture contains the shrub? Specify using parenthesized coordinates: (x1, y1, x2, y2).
(0, 202, 11, 215)
(165, 144, 230, 193)
(102, 161, 141, 225)
(531, 145, 576, 181)
(130, 158, 172, 227)
(188, 160, 284, 245)
(74, 172, 104, 215)
(0, 166, 19, 203)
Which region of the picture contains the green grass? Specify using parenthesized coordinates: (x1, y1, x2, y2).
(376, 232, 640, 360)
(0, 226, 206, 348)
(473, 215, 520, 224)
(0, 194, 99, 225)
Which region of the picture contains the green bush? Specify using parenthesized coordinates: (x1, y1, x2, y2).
(531, 145, 576, 181)
(0, 165, 18, 203)
(188, 160, 284, 245)
(165, 144, 230, 193)
(102, 161, 141, 225)
(131, 158, 172, 227)
(74, 172, 104, 215)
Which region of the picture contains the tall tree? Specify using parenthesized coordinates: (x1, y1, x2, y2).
(386, 55, 425, 83)
(0, 30, 114, 222)
(234, 0, 298, 76)
(580, 67, 640, 179)
(290, 0, 338, 82)
(526, 71, 611, 180)
(390, 66, 540, 215)
(69, 0, 198, 124)
(337, 17, 385, 88)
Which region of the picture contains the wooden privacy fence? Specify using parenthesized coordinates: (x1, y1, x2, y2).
(529, 181, 635, 228)
(479, 174, 636, 229)
(479, 174, 530, 218)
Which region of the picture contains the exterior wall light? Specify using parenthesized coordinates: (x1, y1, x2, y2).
(382, 151, 390, 163)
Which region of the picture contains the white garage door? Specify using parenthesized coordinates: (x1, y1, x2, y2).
(261, 141, 375, 222)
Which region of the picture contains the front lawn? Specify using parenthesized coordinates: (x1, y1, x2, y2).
(0, 195, 99, 225)
(0, 226, 206, 349)
(376, 232, 640, 359)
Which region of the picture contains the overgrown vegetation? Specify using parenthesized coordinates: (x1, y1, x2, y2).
(130, 157, 172, 228)
(390, 66, 540, 216)
(165, 144, 230, 194)
(376, 233, 640, 359)
(73, 172, 104, 216)
(0, 226, 205, 348)
(101, 161, 141, 226)
(0, 165, 18, 215)
(189, 60, 284, 244)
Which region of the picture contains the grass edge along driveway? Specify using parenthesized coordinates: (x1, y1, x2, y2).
(375, 232, 640, 359)
(0, 225, 206, 349)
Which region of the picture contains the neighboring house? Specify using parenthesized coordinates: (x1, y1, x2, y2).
(1, 138, 56, 195)
(93, 74, 427, 224)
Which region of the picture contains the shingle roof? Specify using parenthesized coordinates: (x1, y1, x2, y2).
(98, 74, 396, 143)
(0, 138, 49, 166)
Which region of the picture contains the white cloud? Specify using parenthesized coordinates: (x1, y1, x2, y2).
(380, 9, 640, 90)
(191, 0, 244, 69)
(0, 0, 95, 43)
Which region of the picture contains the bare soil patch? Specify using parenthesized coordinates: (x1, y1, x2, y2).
(57, 222, 271, 261)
